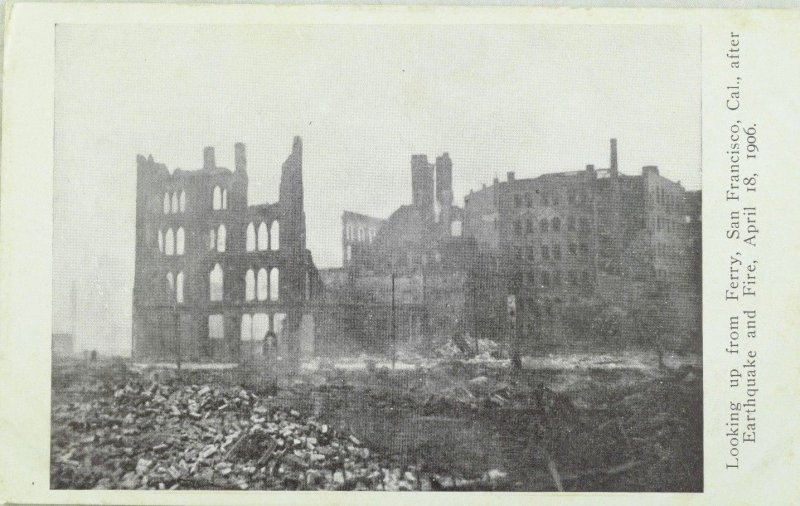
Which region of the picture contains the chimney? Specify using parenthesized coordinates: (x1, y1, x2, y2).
(642, 165, 659, 176)
(411, 154, 434, 217)
(507, 171, 515, 182)
(435, 153, 453, 207)
(234, 143, 246, 172)
(203, 146, 216, 169)
(610, 138, 618, 175)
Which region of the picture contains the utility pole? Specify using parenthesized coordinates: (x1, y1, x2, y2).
(173, 301, 181, 372)
(391, 272, 397, 370)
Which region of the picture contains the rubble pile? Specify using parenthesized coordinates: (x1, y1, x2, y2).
(50, 377, 510, 490)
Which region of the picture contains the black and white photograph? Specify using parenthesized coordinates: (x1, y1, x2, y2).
(50, 23, 703, 492)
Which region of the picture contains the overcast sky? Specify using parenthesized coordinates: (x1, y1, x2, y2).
(53, 23, 700, 355)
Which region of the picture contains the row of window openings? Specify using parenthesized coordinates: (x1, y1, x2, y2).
(652, 187, 681, 209)
(513, 243, 590, 261)
(345, 224, 376, 243)
(246, 222, 279, 252)
(519, 270, 592, 288)
(206, 313, 287, 340)
(652, 216, 684, 232)
(514, 216, 590, 235)
(159, 228, 185, 256)
(239, 313, 285, 342)
(513, 189, 586, 209)
(208, 264, 280, 302)
(163, 191, 186, 214)
(165, 186, 229, 214)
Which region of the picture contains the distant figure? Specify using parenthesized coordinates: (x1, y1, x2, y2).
(263, 331, 277, 358)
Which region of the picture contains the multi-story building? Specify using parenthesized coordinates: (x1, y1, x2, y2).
(463, 139, 701, 350)
(132, 137, 322, 364)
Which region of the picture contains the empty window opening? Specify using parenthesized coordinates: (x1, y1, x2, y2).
(165, 228, 175, 256)
(245, 269, 255, 301)
(209, 263, 223, 301)
(208, 229, 216, 251)
(270, 221, 279, 250)
(257, 268, 268, 301)
(222, 189, 228, 210)
(451, 220, 462, 237)
(270, 268, 280, 301)
(171, 192, 178, 214)
(208, 314, 224, 339)
(246, 223, 256, 252)
(253, 313, 269, 341)
(258, 222, 268, 251)
(212, 186, 222, 210)
(176, 271, 184, 303)
(179, 191, 186, 213)
(158, 229, 164, 253)
(166, 272, 174, 293)
(216, 224, 226, 252)
(176, 227, 185, 255)
(241, 314, 253, 341)
(163, 193, 170, 214)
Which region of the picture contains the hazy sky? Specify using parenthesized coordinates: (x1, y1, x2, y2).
(53, 24, 700, 354)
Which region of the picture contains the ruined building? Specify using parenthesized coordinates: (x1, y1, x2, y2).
(319, 153, 476, 353)
(322, 140, 701, 355)
(463, 139, 702, 350)
(132, 137, 321, 364)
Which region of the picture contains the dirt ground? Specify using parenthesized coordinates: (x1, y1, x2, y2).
(50, 353, 702, 491)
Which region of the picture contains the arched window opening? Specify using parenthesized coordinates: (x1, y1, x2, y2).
(166, 272, 174, 293)
(179, 191, 186, 213)
(176, 227, 185, 256)
(257, 222, 268, 251)
(241, 314, 253, 341)
(158, 229, 164, 253)
(165, 228, 175, 256)
(270, 268, 280, 301)
(451, 220, 463, 237)
(216, 224, 226, 252)
(222, 189, 228, 210)
(270, 221, 279, 250)
(305, 271, 311, 300)
(209, 263, 223, 301)
(346, 245, 352, 263)
(208, 314, 224, 339)
(208, 229, 216, 251)
(171, 192, 178, 214)
(253, 313, 269, 342)
(212, 186, 222, 210)
(163, 193, 170, 214)
(358, 227, 364, 242)
(257, 268, 268, 301)
(246, 223, 256, 252)
(245, 269, 255, 301)
(176, 271, 184, 303)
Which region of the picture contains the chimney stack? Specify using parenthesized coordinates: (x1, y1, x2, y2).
(507, 171, 515, 182)
(203, 146, 216, 170)
(234, 143, 246, 172)
(610, 138, 618, 175)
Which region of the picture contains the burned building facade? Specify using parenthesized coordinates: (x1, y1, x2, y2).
(463, 139, 702, 351)
(132, 137, 322, 364)
(320, 153, 475, 353)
